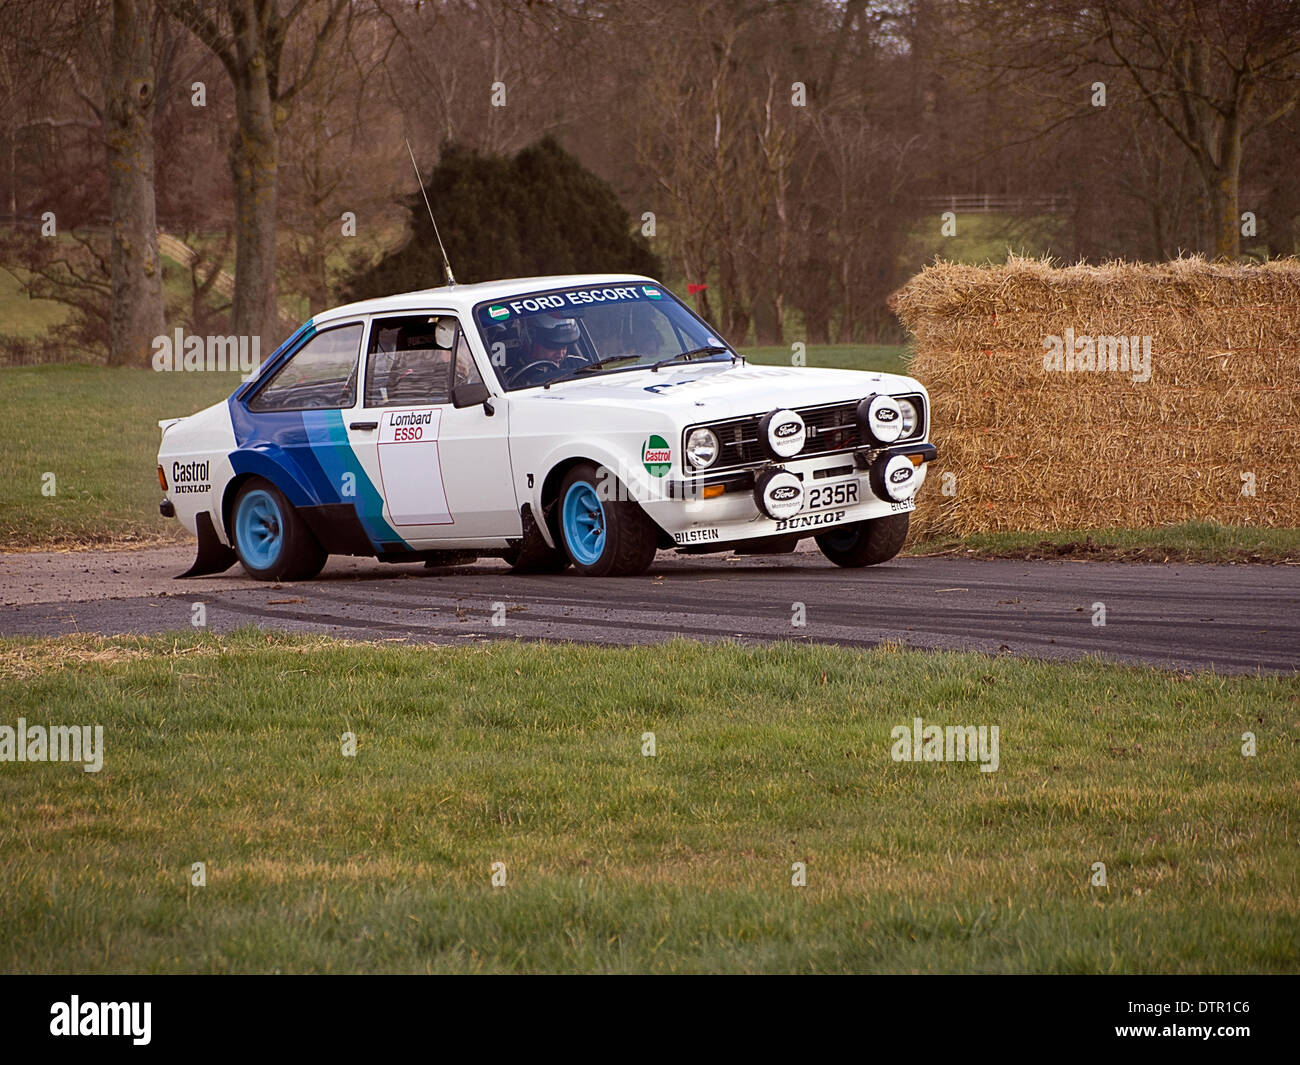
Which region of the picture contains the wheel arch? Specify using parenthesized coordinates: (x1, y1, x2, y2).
(220, 451, 320, 541)
(538, 457, 591, 549)
(538, 453, 672, 553)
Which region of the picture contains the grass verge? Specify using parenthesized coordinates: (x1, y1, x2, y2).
(911, 521, 1300, 564)
(0, 364, 243, 548)
(0, 633, 1294, 973)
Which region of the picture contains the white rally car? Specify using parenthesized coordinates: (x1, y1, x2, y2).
(157, 274, 936, 580)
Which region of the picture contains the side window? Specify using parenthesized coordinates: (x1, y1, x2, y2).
(365, 314, 469, 407)
(248, 323, 362, 412)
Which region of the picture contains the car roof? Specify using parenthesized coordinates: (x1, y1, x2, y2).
(312, 274, 658, 325)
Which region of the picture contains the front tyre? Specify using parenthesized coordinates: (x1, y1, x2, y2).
(815, 513, 909, 568)
(557, 463, 658, 577)
(231, 478, 327, 581)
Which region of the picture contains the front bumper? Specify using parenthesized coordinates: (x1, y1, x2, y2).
(650, 442, 937, 547)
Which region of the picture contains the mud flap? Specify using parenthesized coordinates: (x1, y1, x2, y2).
(177, 512, 238, 578)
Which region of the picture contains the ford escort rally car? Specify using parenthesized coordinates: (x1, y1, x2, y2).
(156, 274, 936, 581)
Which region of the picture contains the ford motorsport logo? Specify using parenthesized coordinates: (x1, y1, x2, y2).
(763, 409, 806, 458)
(642, 435, 672, 477)
(890, 466, 913, 484)
(860, 394, 904, 445)
(769, 485, 799, 502)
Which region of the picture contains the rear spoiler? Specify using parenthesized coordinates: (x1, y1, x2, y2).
(158, 417, 185, 434)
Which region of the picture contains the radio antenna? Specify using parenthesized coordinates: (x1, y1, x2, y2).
(405, 138, 456, 286)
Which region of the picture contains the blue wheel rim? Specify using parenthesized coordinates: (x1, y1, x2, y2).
(236, 489, 284, 569)
(561, 481, 606, 565)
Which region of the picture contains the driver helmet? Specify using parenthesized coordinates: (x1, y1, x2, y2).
(531, 314, 580, 349)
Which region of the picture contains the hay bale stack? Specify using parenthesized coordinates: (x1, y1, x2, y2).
(893, 256, 1300, 535)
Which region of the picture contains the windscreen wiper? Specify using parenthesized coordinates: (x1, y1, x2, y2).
(650, 345, 731, 372)
(543, 353, 642, 389)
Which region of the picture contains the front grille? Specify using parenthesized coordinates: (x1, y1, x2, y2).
(687, 395, 925, 473)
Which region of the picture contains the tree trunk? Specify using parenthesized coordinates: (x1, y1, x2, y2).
(106, 0, 163, 367)
(1207, 153, 1241, 259)
(229, 14, 280, 347)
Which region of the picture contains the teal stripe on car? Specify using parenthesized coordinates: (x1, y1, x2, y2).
(301, 409, 406, 547)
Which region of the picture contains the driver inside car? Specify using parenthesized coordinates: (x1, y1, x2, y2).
(525, 314, 581, 365)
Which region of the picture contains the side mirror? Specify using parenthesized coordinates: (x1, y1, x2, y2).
(451, 381, 492, 409)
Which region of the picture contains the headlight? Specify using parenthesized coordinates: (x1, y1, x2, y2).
(685, 428, 719, 469)
(897, 398, 919, 437)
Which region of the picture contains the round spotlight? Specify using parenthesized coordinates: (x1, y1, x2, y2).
(856, 394, 904, 445)
(754, 467, 804, 519)
(758, 409, 806, 459)
(869, 453, 920, 502)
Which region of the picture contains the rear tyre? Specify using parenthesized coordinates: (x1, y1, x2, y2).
(557, 463, 658, 577)
(815, 513, 909, 568)
(231, 478, 327, 581)
(503, 506, 570, 574)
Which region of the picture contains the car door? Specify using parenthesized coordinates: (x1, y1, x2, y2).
(345, 311, 520, 544)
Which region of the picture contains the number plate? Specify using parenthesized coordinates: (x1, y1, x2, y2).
(805, 479, 859, 511)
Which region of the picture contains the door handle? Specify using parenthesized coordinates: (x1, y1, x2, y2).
(350, 421, 378, 431)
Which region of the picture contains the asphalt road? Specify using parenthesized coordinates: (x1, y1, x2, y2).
(2, 545, 1296, 673)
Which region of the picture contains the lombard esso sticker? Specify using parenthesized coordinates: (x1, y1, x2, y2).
(642, 435, 672, 477)
(379, 408, 439, 444)
(859, 395, 904, 444)
(764, 409, 806, 458)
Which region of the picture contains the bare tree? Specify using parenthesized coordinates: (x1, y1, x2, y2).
(159, 0, 349, 344)
(966, 0, 1300, 259)
(107, 0, 164, 366)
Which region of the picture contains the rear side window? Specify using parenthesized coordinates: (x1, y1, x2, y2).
(248, 323, 363, 412)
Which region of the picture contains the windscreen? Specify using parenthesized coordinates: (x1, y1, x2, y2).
(473, 282, 732, 391)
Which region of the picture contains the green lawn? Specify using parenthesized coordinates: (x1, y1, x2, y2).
(0, 365, 243, 547)
(0, 269, 72, 340)
(0, 634, 1293, 973)
(744, 343, 910, 374)
(899, 211, 1068, 270)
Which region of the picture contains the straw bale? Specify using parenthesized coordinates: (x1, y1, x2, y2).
(894, 256, 1300, 534)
